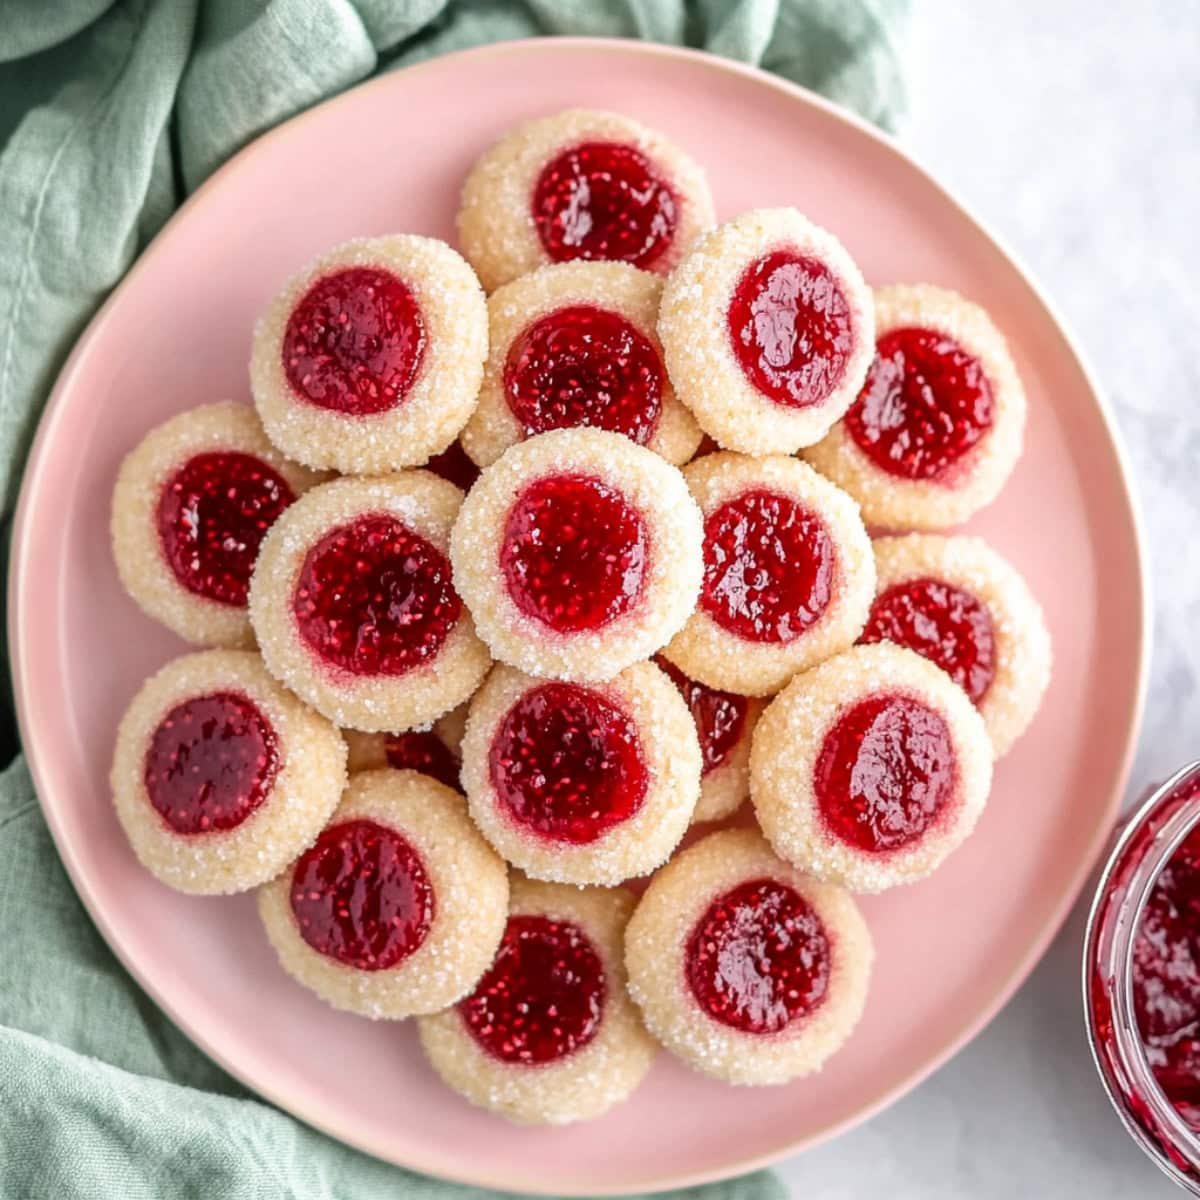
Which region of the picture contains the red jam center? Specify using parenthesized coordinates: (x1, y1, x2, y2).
(686, 878, 830, 1034)
(282, 267, 426, 416)
(726, 251, 854, 409)
(488, 682, 648, 844)
(814, 693, 957, 853)
(500, 473, 648, 634)
(845, 327, 994, 481)
(503, 305, 663, 444)
(143, 692, 279, 835)
(156, 451, 295, 607)
(700, 488, 834, 644)
(459, 914, 606, 1064)
(1134, 778, 1200, 1122)
(292, 514, 461, 677)
(860, 578, 997, 705)
(290, 819, 434, 971)
(531, 141, 678, 270)
(384, 730, 462, 793)
(425, 440, 480, 492)
(655, 655, 748, 775)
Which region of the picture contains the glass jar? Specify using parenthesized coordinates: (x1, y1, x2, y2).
(1085, 761, 1200, 1192)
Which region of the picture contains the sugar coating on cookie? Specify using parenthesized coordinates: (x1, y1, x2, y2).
(861, 535, 1051, 757)
(111, 402, 323, 648)
(250, 235, 487, 475)
(417, 877, 656, 1124)
(457, 109, 715, 293)
(803, 284, 1026, 529)
(110, 649, 347, 894)
(658, 208, 875, 454)
(461, 261, 701, 468)
(460, 661, 701, 885)
(249, 472, 490, 732)
(654, 656, 764, 824)
(624, 828, 872, 1085)
(750, 643, 993, 893)
(258, 768, 508, 1019)
(661, 453, 875, 697)
(342, 703, 468, 787)
(450, 428, 703, 681)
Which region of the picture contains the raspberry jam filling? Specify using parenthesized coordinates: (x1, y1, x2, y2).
(845, 327, 995, 481)
(700, 488, 835, 644)
(425, 440, 480, 492)
(460, 914, 606, 1064)
(143, 692, 279, 835)
(727, 251, 854, 409)
(814, 693, 957, 853)
(384, 730, 462, 793)
(861, 578, 997, 705)
(292, 514, 461, 677)
(500, 473, 648, 634)
(290, 818, 434, 971)
(686, 878, 830, 1034)
(504, 305, 663, 444)
(489, 682, 648, 844)
(282, 266, 426, 416)
(655, 656, 748, 775)
(531, 141, 678, 269)
(157, 451, 295, 607)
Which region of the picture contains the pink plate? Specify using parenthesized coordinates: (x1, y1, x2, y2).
(9, 39, 1147, 1196)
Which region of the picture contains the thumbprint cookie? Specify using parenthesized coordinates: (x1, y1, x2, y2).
(110, 649, 346, 894)
(450, 428, 703, 681)
(249, 472, 490, 732)
(111, 402, 322, 648)
(418, 877, 656, 1124)
(658, 208, 875, 454)
(250, 235, 487, 475)
(457, 109, 714, 292)
(660, 452, 875, 697)
(804, 284, 1026, 529)
(459, 661, 701, 885)
(342, 704, 468, 790)
(624, 829, 872, 1085)
(751, 643, 993, 892)
(461, 261, 701, 467)
(258, 768, 508, 1019)
(861, 535, 1051, 756)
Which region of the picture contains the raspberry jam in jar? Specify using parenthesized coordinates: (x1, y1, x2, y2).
(1085, 761, 1200, 1193)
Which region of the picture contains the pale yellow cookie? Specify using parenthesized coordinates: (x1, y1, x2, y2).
(658, 208, 875, 454)
(110, 649, 346, 894)
(625, 829, 872, 1085)
(250, 235, 487, 475)
(750, 643, 993, 893)
(418, 877, 656, 1125)
(457, 108, 714, 292)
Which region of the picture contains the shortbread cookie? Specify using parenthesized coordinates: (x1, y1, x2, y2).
(110, 649, 346, 894)
(460, 662, 701, 885)
(342, 705, 468, 790)
(258, 768, 508, 1019)
(249, 473, 490, 731)
(450, 428, 703, 681)
(861, 535, 1051, 756)
(750, 643, 993, 892)
(111, 402, 321, 648)
(418, 877, 656, 1124)
(658, 208, 874, 454)
(661, 453, 874, 696)
(804, 284, 1026, 529)
(625, 829, 872, 1085)
(250, 235, 487, 474)
(462, 262, 701, 467)
(458, 109, 714, 291)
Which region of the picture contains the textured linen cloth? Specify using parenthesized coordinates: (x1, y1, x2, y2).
(0, 3, 909, 1196)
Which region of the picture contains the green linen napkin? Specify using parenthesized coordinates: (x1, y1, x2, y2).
(0, 3, 909, 1197)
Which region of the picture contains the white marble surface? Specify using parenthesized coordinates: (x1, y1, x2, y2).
(776, 4, 1200, 1196)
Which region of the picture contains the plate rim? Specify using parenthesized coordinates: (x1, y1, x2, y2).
(7, 35, 1151, 1196)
